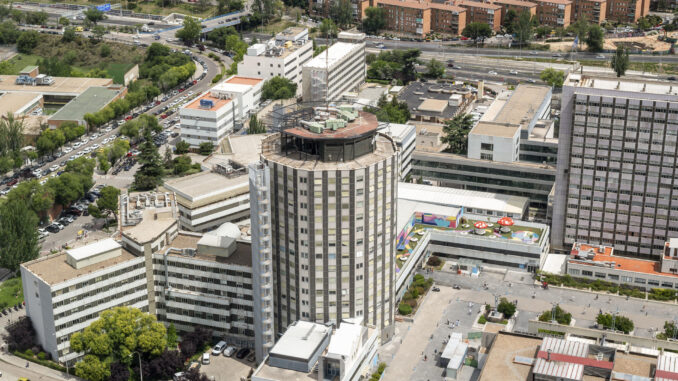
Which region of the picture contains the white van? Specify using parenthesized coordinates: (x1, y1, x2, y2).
(202, 352, 210, 365)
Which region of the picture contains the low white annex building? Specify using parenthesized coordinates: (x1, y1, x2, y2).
(180, 75, 263, 147)
(237, 27, 313, 90)
(21, 239, 147, 363)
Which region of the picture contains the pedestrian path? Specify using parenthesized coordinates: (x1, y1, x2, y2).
(382, 286, 454, 381)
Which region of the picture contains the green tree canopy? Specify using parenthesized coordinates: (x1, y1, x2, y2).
(441, 113, 473, 154)
(610, 46, 629, 77)
(596, 313, 634, 334)
(330, 0, 353, 28)
(199, 142, 214, 155)
(585, 25, 604, 52)
(0, 199, 39, 272)
(16, 30, 39, 54)
(497, 298, 516, 318)
(88, 186, 120, 223)
(540, 68, 565, 88)
(512, 10, 536, 44)
(83, 8, 106, 24)
(425, 59, 445, 79)
(248, 114, 266, 134)
(176, 16, 201, 45)
(262, 76, 297, 100)
(538, 305, 572, 325)
(319, 18, 338, 38)
(133, 129, 165, 190)
(363, 95, 410, 124)
(462, 22, 492, 40)
(362, 7, 386, 35)
(175, 140, 190, 154)
(70, 307, 167, 369)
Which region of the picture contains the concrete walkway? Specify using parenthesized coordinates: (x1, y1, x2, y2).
(0, 350, 76, 380)
(382, 286, 455, 381)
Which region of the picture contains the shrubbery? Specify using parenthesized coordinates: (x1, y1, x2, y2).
(398, 303, 412, 315)
(497, 298, 516, 318)
(427, 256, 442, 267)
(538, 305, 572, 325)
(596, 313, 634, 334)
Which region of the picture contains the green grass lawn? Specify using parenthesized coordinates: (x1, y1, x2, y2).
(0, 277, 23, 309)
(2, 54, 42, 74)
(106, 62, 135, 84)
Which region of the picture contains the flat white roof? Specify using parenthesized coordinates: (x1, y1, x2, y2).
(304, 42, 362, 70)
(541, 253, 567, 275)
(397, 199, 461, 232)
(270, 321, 331, 360)
(398, 183, 528, 215)
(66, 238, 121, 261)
(441, 336, 467, 371)
(326, 323, 362, 358)
(378, 123, 416, 142)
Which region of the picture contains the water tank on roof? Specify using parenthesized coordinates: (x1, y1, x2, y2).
(200, 99, 214, 108)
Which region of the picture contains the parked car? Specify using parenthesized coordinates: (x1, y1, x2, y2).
(212, 341, 227, 355)
(202, 353, 210, 365)
(223, 346, 236, 357)
(235, 348, 250, 359)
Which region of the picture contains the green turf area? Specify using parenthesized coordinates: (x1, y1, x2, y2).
(0, 277, 23, 309)
(412, 220, 543, 240)
(106, 62, 136, 84)
(2, 54, 42, 74)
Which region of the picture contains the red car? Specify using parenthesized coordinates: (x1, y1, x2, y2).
(192, 80, 197, 85)
(160, 114, 168, 119)
(155, 101, 161, 105)
(7, 179, 18, 186)
(125, 115, 133, 121)
(178, 88, 184, 93)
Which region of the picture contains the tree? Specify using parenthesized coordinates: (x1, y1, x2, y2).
(0, 199, 39, 272)
(179, 327, 212, 359)
(330, 0, 353, 28)
(90, 186, 120, 223)
(217, 0, 244, 14)
(586, 24, 604, 52)
(661, 321, 678, 340)
(535, 26, 551, 39)
(176, 16, 201, 45)
(16, 30, 39, 54)
(462, 22, 492, 40)
(248, 114, 266, 134)
(199, 142, 214, 155)
(83, 8, 106, 25)
(166, 323, 178, 349)
(596, 313, 634, 334)
(62, 27, 76, 42)
(538, 305, 572, 325)
(610, 46, 629, 77)
(362, 7, 386, 35)
(512, 10, 535, 44)
(497, 298, 516, 318)
(365, 95, 410, 124)
(425, 59, 445, 79)
(91, 25, 107, 41)
(71, 307, 167, 361)
(540, 68, 565, 88)
(441, 114, 473, 154)
(175, 140, 190, 154)
(109, 362, 130, 381)
(146, 350, 183, 380)
(133, 129, 165, 190)
(319, 18, 338, 38)
(567, 17, 589, 49)
(261, 76, 297, 100)
(3, 316, 37, 352)
(75, 355, 111, 381)
(503, 9, 518, 33)
(58, 16, 70, 26)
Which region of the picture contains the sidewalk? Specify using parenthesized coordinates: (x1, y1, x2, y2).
(381, 286, 455, 381)
(0, 350, 77, 381)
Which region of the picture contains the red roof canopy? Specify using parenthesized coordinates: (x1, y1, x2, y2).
(498, 217, 515, 226)
(474, 221, 488, 229)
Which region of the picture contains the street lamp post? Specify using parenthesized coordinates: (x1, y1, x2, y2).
(130, 351, 143, 381)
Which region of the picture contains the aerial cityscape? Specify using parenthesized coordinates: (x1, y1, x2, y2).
(0, 0, 675, 379)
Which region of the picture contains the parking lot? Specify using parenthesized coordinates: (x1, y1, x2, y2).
(199, 352, 254, 381)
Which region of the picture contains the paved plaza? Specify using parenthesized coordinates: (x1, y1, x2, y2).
(379, 263, 678, 381)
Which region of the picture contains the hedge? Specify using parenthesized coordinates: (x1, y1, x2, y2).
(398, 302, 413, 315)
(13, 350, 71, 373)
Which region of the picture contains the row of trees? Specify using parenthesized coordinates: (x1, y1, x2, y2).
(365, 95, 411, 124)
(36, 122, 86, 156)
(367, 49, 421, 84)
(141, 43, 196, 91)
(0, 113, 29, 175)
(96, 139, 131, 173)
(0, 157, 95, 271)
(83, 82, 161, 131)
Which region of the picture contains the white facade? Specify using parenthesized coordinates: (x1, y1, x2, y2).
(467, 122, 521, 163)
(237, 28, 313, 90)
(318, 319, 379, 381)
(21, 240, 147, 363)
(180, 76, 263, 148)
(179, 94, 237, 147)
(163, 171, 250, 232)
(379, 123, 416, 179)
(302, 42, 366, 102)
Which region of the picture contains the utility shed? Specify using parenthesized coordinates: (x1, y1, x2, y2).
(440, 332, 467, 379)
